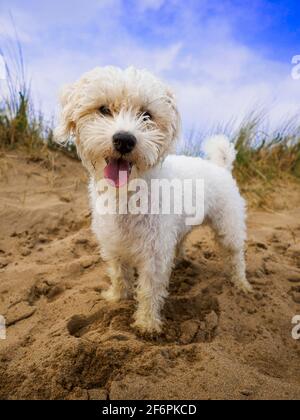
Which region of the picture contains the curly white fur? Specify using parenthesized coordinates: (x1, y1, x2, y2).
(203, 135, 237, 171)
(55, 66, 252, 335)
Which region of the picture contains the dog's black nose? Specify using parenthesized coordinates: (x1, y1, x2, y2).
(112, 131, 137, 155)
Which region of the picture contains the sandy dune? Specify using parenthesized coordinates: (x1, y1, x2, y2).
(0, 150, 300, 400)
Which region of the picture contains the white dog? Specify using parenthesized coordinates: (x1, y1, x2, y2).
(55, 66, 252, 335)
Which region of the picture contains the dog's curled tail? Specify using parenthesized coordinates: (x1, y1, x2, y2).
(203, 135, 236, 172)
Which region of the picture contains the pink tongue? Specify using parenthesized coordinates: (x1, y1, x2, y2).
(104, 159, 130, 188)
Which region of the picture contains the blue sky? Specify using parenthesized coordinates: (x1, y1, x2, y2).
(0, 0, 300, 134)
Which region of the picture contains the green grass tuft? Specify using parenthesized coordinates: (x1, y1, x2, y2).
(179, 111, 300, 183)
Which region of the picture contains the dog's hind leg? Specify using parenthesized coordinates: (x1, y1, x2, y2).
(229, 248, 252, 292)
(209, 196, 252, 293)
(102, 260, 133, 303)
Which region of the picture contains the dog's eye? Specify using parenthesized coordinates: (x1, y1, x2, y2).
(141, 111, 152, 121)
(99, 106, 112, 116)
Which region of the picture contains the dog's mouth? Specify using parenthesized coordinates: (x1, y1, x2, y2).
(104, 158, 133, 188)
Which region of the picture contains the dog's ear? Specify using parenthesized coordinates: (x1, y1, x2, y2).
(166, 88, 181, 142)
(54, 83, 77, 144)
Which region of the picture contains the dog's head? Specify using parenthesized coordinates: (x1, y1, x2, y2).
(55, 66, 180, 186)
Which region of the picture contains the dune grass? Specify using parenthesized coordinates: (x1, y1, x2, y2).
(180, 112, 300, 184)
(234, 113, 300, 182)
(0, 39, 78, 160)
(0, 40, 47, 153)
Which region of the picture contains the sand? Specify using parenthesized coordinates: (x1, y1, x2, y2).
(0, 149, 300, 400)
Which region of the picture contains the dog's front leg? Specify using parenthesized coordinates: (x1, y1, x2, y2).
(102, 260, 133, 303)
(132, 256, 172, 335)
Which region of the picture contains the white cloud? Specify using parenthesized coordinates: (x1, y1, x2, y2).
(1, 0, 299, 137)
(0, 14, 33, 43)
(138, 0, 165, 12)
(161, 11, 300, 134)
(175, 59, 300, 135)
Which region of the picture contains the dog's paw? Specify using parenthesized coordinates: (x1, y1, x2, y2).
(101, 287, 122, 303)
(243, 281, 253, 293)
(131, 318, 162, 337)
(234, 276, 253, 293)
